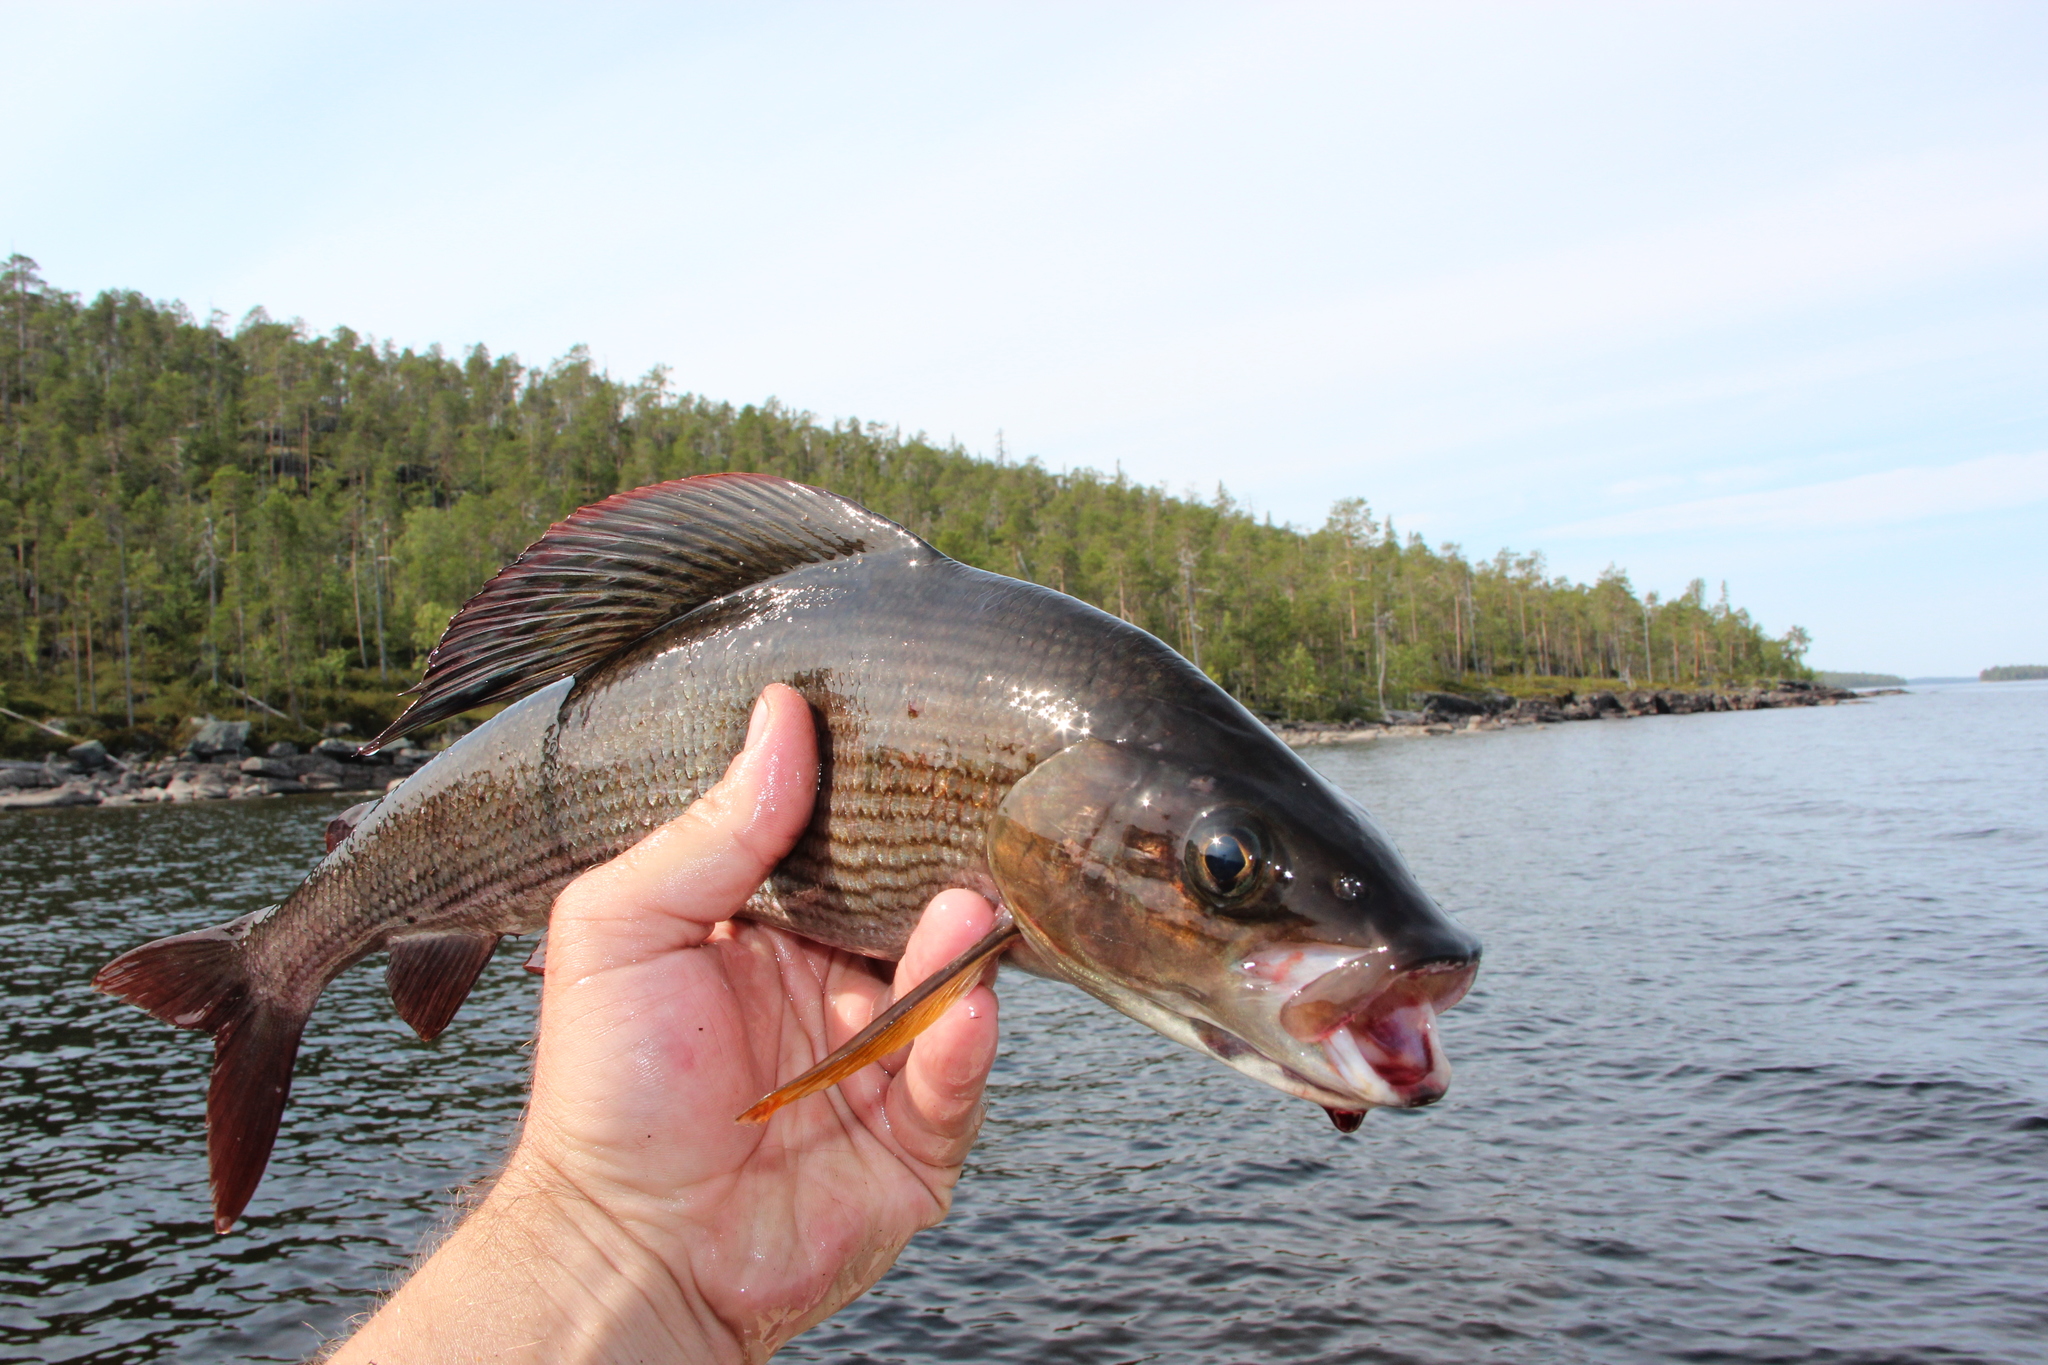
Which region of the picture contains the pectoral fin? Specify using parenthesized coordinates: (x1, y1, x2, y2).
(737, 916, 1018, 1124)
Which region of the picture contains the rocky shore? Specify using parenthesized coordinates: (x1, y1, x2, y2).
(0, 681, 1891, 806)
(1274, 679, 1889, 747)
(0, 718, 435, 810)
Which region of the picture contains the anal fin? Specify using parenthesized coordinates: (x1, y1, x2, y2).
(387, 932, 501, 1041)
(738, 917, 1018, 1124)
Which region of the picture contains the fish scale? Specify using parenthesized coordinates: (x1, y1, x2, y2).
(537, 563, 1051, 954)
(94, 473, 1481, 1234)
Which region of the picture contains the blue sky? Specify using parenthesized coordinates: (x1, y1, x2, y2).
(5, 3, 2043, 676)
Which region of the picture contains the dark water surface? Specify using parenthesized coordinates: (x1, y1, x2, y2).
(3, 684, 2043, 1362)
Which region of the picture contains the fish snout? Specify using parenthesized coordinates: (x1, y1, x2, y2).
(1281, 955, 1477, 1108)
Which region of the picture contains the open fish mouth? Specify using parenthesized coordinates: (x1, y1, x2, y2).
(1275, 953, 1478, 1109)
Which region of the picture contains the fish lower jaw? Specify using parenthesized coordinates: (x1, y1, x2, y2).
(1319, 1006, 1449, 1109)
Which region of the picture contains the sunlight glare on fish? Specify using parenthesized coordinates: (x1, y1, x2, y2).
(1005, 684, 1091, 737)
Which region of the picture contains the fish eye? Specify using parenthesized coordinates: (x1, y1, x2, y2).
(1185, 812, 1268, 906)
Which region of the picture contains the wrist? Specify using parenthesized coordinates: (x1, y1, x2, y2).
(331, 1145, 733, 1364)
(497, 1149, 733, 1357)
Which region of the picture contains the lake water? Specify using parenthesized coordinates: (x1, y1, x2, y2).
(2, 683, 2043, 1363)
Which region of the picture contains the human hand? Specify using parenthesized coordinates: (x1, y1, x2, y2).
(332, 684, 1003, 1363)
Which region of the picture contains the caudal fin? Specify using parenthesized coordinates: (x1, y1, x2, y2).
(93, 914, 310, 1233)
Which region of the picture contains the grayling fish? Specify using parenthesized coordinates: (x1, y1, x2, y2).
(95, 474, 1480, 1232)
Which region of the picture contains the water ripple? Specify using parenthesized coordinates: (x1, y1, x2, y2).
(0, 684, 2044, 1361)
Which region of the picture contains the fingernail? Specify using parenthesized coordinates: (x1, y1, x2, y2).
(745, 693, 771, 750)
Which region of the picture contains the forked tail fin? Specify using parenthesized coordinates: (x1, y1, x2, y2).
(92, 910, 310, 1233)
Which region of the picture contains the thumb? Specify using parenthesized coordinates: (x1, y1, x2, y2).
(549, 683, 819, 969)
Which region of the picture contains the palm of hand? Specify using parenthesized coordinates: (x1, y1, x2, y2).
(522, 906, 997, 1351)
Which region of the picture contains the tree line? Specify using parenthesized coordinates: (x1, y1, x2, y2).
(0, 255, 1812, 753)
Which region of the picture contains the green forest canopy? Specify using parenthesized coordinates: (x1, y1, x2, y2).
(0, 255, 1812, 754)
(1980, 665, 2048, 682)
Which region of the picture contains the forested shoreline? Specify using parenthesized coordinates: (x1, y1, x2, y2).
(0, 256, 1812, 757)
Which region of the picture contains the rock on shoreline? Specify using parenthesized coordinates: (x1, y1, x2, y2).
(0, 736, 437, 811)
(1274, 680, 1885, 747)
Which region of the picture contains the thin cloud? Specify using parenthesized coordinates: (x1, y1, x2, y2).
(1543, 450, 2048, 539)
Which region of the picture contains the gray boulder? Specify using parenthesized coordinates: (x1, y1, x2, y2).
(1418, 691, 1487, 719)
(315, 737, 368, 761)
(66, 739, 109, 771)
(289, 753, 348, 779)
(0, 761, 57, 789)
(165, 771, 234, 802)
(240, 757, 297, 779)
(1558, 690, 1625, 720)
(267, 740, 301, 758)
(186, 718, 253, 758)
(1418, 690, 1512, 723)
(0, 782, 101, 809)
(1510, 697, 1565, 723)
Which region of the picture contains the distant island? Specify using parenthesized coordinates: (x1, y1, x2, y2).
(1981, 665, 2048, 682)
(0, 254, 1816, 758)
(1816, 671, 1906, 689)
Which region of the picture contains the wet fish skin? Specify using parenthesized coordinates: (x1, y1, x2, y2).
(989, 729, 1480, 1113)
(94, 474, 1481, 1232)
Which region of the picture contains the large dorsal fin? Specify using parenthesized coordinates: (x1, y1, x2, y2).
(368, 474, 932, 748)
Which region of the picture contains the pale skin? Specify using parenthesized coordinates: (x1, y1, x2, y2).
(331, 684, 1002, 1364)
